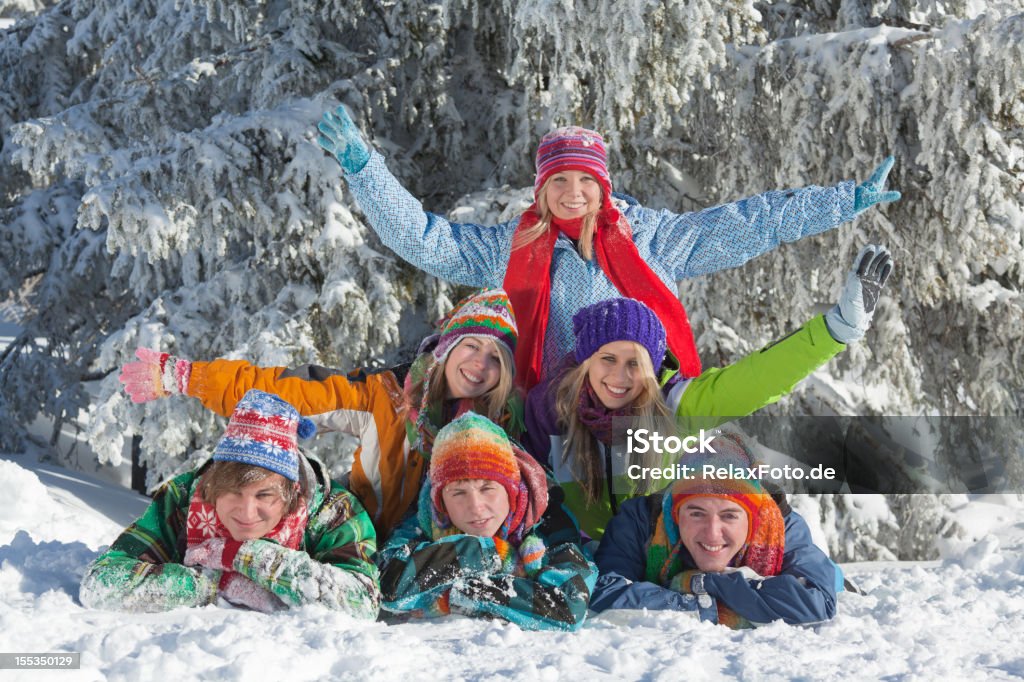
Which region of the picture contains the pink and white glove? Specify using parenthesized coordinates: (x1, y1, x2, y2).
(184, 538, 243, 572)
(219, 573, 285, 613)
(118, 347, 192, 403)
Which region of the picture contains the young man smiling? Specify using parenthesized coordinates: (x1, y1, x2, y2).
(80, 390, 380, 616)
(590, 433, 839, 628)
(675, 496, 750, 573)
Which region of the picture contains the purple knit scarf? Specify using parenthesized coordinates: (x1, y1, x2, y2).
(577, 381, 633, 445)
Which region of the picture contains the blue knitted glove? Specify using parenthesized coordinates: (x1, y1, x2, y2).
(853, 156, 902, 213)
(317, 106, 371, 174)
(824, 244, 894, 344)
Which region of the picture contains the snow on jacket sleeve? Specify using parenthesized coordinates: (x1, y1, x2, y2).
(589, 497, 707, 618)
(701, 510, 837, 625)
(378, 520, 597, 630)
(229, 480, 380, 619)
(669, 314, 845, 436)
(344, 151, 517, 286)
(632, 181, 858, 282)
(378, 518, 503, 618)
(185, 359, 417, 537)
(79, 472, 220, 612)
(448, 541, 598, 631)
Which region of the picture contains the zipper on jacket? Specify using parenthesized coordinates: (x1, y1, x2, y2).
(603, 443, 618, 515)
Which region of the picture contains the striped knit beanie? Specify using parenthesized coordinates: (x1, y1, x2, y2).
(213, 389, 316, 482)
(432, 289, 518, 369)
(534, 126, 612, 199)
(572, 297, 667, 369)
(667, 433, 769, 544)
(429, 411, 524, 528)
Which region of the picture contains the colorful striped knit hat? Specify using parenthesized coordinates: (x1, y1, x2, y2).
(213, 389, 316, 482)
(667, 433, 771, 544)
(534, 126, 612, 199)
(572, 297, 668, 369)
(432, 289, 518, 368)
(428, 411, 527, 536)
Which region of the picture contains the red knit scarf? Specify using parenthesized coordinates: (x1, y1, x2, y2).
(504, 199, 701, 390)
(186, 478, 307, 588)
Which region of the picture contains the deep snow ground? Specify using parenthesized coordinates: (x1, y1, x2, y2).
(1, 454, 1023, 681)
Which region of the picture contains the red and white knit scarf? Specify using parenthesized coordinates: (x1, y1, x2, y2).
(185, 479, 307, 587)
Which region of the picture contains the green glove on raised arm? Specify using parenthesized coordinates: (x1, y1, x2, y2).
(853, 156, 902, 213)
(317, 106, 371, 174)
(824, 244, 894, 344)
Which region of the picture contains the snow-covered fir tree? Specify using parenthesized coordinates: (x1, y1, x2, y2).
(1, 0, 1021, 560)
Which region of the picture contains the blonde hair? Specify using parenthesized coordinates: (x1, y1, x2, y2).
(554, 341, 671, 503)
(511, 176, 601, 261)
(201, 460, 304, 514)
(425, 336, 516, 425)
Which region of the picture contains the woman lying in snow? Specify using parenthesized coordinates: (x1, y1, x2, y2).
(377, 411, 598, 631)
(317, 105, 900, 390)
(80, 389, 380, 617)
(523, 244, 894, 540)
(117, 289, 523, 540)
(590, 433, 837, 628)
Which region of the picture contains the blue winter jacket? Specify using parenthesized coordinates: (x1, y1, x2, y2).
(345, 151, 858, 375)
(590, 495, 837, 626)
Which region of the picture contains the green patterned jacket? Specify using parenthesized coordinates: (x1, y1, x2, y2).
(80, 457, 380, 618)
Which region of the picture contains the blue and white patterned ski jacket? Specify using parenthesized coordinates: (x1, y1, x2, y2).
(345, 151, 857, 376)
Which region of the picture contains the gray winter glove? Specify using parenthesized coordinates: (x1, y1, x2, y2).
(853, 157, 902, 213)
(184, 537, 236, 571)
(824, 244, 894, 344)
(219, 573, 285, 613)
(317, 106, 371, 174)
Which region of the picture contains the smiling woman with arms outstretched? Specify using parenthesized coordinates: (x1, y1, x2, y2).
(318, 107, 900, 389)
